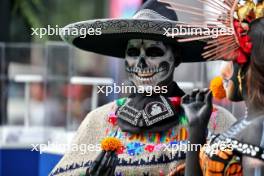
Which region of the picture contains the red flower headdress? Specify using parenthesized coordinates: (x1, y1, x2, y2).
(159, 0, 264, 65)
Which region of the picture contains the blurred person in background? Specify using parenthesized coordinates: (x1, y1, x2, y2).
(63, 83, 92, 128)
(29, 82, 65, 126)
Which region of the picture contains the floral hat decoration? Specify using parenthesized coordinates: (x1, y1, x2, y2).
(159, 0, 264, 99)
(159, 0, 264, 64)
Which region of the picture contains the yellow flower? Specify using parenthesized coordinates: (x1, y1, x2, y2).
(210, 76, 226, 100)
(101, 137, 123, 151)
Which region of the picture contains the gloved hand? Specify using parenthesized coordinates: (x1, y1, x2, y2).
(86, 150, 118, 176)
(182, 88, 213, 143)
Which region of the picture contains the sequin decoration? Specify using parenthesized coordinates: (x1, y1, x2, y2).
(169, 97, 181, 109)
(179, 115, 188, 126)
(145, 144, 155, 153)
(108, 112, 118, 126)
(116, 97, 127, 107)
(117, 146, 126, 154)
(126, 142, 145, 156)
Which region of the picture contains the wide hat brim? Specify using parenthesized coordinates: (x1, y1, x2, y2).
(61, 18, 207, 63)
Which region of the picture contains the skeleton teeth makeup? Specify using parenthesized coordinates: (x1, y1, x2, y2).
(125, 39, 175, 90)
(137, 72, 155, 77)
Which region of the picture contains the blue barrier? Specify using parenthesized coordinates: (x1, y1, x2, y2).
(0, 149, 62, 176)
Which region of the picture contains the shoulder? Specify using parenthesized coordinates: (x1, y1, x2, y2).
(86, 101, 116, 119)
(226, 117, 264, 162)
(73, 101, 117, 141)
(77, 97, 129, 132)
(242, 116, 264, 147)
(223, 116, 264, 147)
(78, 101, 116, 129)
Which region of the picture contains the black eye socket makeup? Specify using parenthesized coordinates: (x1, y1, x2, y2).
(146, 47, 165, 57)
(126, 47, 140, 57)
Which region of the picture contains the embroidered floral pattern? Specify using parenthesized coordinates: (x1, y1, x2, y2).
(105, 114, 188, 156)
(103, 97, 189, 156)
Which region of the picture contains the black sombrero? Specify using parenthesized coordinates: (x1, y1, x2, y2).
(60, 0, 206, 62)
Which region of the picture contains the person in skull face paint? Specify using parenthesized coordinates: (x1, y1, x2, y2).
(50, 0, 236, 176)
(125, 39, 178, 89)
(117, 39, 184, 134)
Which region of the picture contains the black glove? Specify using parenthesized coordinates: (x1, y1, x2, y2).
(86, 150, 118, 176)
(182, 89, 213, 143)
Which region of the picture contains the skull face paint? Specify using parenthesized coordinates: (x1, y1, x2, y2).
(125, 39, 175, 90)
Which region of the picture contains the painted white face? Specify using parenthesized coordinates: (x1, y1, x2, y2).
(125, 39, 175, 90)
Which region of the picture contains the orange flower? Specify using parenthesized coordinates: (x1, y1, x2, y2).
(101, 137, 123, 151)
(210, 76, 226, 100)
